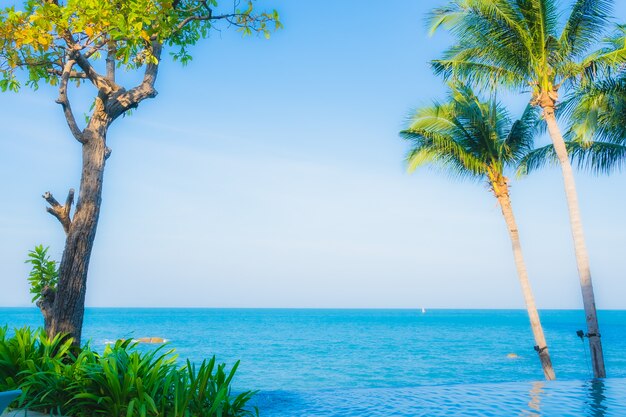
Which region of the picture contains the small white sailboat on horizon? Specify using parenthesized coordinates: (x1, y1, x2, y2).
(421, 307, 426, 314)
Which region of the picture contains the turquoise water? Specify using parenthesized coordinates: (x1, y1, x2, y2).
(2, 308, 626, 416)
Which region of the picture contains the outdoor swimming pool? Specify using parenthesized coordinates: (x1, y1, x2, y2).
(253, 378, 626, 416)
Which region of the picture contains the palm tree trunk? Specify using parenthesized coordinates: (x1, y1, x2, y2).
(543, 107, 606, 378)
(495, 182, 556, 380)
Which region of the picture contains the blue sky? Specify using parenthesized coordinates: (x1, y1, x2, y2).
(1, 0, 625, 309)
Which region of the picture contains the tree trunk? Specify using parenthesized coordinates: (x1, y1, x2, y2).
(46, 110, 110, 346)
(543, 107, 606, 378)
(495, 179, 556, 380)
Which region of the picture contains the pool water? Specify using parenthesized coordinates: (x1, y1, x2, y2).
(253, 378, 626, 416)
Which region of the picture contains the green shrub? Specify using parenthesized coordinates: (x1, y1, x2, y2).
(0, 328, 258, 417)
(0, 327, 72, 390)
(25, 245, 58, 303)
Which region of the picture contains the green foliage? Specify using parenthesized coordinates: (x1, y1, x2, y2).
(167, 358, 258, 417)
(24, 245, 58, 303)
(0, 0, 281, 91)
(518, 26, 626, 176)
(584, 24, 626, 70)
(0, 327, 256, 417)
(518, 140, 626, 176)
(400, 83, 539, 185)
(0, 327, 72, 392)
(565, 71, 626, 145)
(429, 0, 626, 178)
(429, 0, 614, 95)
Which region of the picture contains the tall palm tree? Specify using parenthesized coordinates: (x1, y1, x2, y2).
(401, 85, 556, 380)
(429, 0, 618, 378)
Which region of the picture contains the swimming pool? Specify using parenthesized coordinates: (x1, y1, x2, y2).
(253, 378, 626, 416)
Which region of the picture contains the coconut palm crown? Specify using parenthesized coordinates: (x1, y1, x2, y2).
(428, 0, 621, 378)
(400, 85, 557, 380)
(519, 28, 626, 176)
(429, 0, 617, 102)
(401, 84, 536, 188)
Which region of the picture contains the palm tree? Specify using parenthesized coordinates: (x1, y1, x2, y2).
(520, 33, 626, 178)
(518, 69, 626, 179)
(401, 85, 556, 380)
(518, 71, 626, 172)
(428, 0, 618, 378)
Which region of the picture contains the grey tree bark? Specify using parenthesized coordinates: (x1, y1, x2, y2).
(493, 176, 556, 380)
(47, 114, 109, 343)
(542, 100, 606, 378)
(38, 44, 161, 346)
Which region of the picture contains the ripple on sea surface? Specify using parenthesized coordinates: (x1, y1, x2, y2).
(253, 378, 626, 416)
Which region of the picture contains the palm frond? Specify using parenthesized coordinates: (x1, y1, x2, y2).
(585, 25, 626, 71)
(401, 83, 528, 183)
(429, 0, 617, 97)
(431, 55, 527, 90)
(402, 137, 485, 182)
(463, 0, 531, 51)
(429, 0, 533, 90)
(568, 141, 626, 174)
(428, 2, 465, 36)
(430, 0, 530, 49)
(517, 141, 626, 175)
(565, 71, 626, 144)
(405, 147, 435, 173)
(559, 0, 612, 60)
(516, 143, 557, 176)
(401, 123, 488, 179)
(516, 0, 558, 65)
(401, 96, 490, 178)
(504, 104, 541, 160)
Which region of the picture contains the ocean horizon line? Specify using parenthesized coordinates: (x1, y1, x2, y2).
(2, 306, 624, 311)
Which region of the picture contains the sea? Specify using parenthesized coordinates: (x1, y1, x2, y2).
(2, 308, 626, 416)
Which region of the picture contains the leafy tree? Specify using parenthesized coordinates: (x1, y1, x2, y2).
(428, 0, 625, 378)
(401, 84, 556, 380)
(0, 0, 281, 345)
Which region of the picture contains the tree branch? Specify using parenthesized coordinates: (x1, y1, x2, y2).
(55, 60, 85, 143)
(84, 37, 108, 59)
(70, 47, 119, 95)
(55, 27, 110, 89)
(108, 42, 162, 119)
(106, 41, 116, 82)
(174, 12, 255, 34)
(52, 23, 119, 96)
(43, 189, 74, 234)
(48, 68, 87, 79)
(176, 11, 213, 32)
